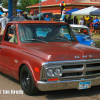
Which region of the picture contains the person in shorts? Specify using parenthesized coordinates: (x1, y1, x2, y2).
(93, 16, 99, 34)
(0, 13, 9, 35)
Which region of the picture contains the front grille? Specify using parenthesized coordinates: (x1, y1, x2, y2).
(41, 59, 100, 81)
(60, 63, 100, 80)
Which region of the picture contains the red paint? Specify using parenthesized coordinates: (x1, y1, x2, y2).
(48, 78, 58, 81)
(0, 21, 100, 88)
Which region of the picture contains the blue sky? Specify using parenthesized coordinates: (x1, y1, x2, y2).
(42, 0, 47, 2)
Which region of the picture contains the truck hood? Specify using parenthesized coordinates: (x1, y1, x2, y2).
(21, 42, 100, 61)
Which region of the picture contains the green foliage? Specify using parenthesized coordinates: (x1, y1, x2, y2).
(17, 0, 39, 12)
(2, 1, 8, 9)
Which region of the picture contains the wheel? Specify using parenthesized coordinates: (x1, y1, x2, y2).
(20, 65, 39, 95)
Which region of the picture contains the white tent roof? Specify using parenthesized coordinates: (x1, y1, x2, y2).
(72, 6, 99, 15)
(2, 8, 8, 12)
(0, 5, 8, 12)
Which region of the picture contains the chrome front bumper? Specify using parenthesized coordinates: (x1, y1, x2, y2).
(37, 77, 100, 91)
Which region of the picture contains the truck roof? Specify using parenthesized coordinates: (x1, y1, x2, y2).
(8, 20, 67, 24)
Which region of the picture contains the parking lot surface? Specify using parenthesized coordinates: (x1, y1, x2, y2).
(0, 72, 100, 100)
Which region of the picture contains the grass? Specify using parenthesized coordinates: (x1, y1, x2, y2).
(93, 33, 100, 37)
(95, 41, 100, 48)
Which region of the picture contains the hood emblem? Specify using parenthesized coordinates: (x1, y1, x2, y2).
(82, 55, 87, 58)
(89, 55, 93, 58)
(75, 55, 93, 59)
(75, 56, 80, 58)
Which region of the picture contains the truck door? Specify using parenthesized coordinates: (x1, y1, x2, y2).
(0, 25, 18, 76)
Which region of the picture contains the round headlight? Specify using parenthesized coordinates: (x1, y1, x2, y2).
(54, 68, 62, 76)
(47, 69, 54, 77)
(91, 42, 95, 47)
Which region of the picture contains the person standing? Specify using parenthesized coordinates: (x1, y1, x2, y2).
(73, 16, 78, 24)
(0, 13, 9, 35)
(19, 11, 25, 21)
(44, 15, 50, 21)
(65, 15, 68, 23)
(68, 15, 71, 24)
(79, 18, 84, 25)
(85, 15, 89, 27)
(82, 16, 86, 25)
(93, 16, 99, 34)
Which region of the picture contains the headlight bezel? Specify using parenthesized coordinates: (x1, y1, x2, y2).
(45, 66, 63, 77)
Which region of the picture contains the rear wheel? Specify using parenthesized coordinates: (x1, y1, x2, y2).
(20, 65, 39, 95)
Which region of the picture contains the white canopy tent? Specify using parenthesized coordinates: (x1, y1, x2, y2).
(0, 5, 8, 12)
(72, 6, 99, 15)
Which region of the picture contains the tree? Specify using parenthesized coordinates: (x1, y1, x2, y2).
(12, 0, 18, 16)
(2, 1, 8, 9)
(17, 0, 39, 12)
(2, 0, 18, 16)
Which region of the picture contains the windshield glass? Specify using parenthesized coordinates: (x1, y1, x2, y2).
(18, 24, 77, 43)
(71, 27, 89, 35)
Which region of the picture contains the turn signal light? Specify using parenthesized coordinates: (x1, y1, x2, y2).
(48, 78, 58, 81)
(35, 67, 39, 72)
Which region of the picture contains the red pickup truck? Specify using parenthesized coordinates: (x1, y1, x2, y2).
(0, 20, 100, 95)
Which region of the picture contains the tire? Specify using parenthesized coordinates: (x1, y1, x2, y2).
(20, 65, 39, 95)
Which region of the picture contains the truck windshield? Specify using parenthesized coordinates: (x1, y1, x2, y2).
(18, 24, 77, 43)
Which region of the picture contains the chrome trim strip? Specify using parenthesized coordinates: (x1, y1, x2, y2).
(37, 77, 100, 91)
(42, 59, 100, 66)
(63, 66, 100, 73)
(59, 73, 100, 79)
(63, 68, 83, 73)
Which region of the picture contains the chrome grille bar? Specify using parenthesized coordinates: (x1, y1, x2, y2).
(60, 73, 100, 79)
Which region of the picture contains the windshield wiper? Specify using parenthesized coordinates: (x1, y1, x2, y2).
(25, 39, 48, 43)
(51, 37, 71, 43)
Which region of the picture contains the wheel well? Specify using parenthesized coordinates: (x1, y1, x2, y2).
(19, 64, 25, 80)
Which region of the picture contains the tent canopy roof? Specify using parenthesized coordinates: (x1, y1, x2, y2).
(66, 8, 79, 15)
(90, 9, 100, 16)
(72, 6, 99, 15)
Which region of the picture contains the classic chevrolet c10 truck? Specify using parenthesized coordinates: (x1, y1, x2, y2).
(0, 21, 100, 95)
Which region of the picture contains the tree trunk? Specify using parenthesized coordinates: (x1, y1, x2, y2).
(12, 0, 18, 16)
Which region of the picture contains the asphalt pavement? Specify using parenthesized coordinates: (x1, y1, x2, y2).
(1, 72, 100, 100)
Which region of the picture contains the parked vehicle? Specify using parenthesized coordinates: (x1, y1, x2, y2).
(31, 12, 53, 20)
(70, 24, 95, 46)
(7, 17, 21, 21)
(0, 21, 100, 96)
(53, 14, 61, 21)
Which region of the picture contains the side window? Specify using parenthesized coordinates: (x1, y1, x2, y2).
(4, 25, 18, 43)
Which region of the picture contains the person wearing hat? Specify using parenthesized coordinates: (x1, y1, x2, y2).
(0, 13, 9, 35)
(93, 16, 99, 34)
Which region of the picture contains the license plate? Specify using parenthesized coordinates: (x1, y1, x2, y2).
(79, 81, 91, 89)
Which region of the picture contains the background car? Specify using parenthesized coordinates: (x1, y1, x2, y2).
(70, 24, 95, 47)
(7, 16, 21, 21)
(53, 14, 61, 21)
(31, 12, 53, 20)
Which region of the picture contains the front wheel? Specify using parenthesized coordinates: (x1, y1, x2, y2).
(20, 65, 39, 95)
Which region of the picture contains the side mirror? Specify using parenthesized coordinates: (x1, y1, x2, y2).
(11, 25, 15, 29)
